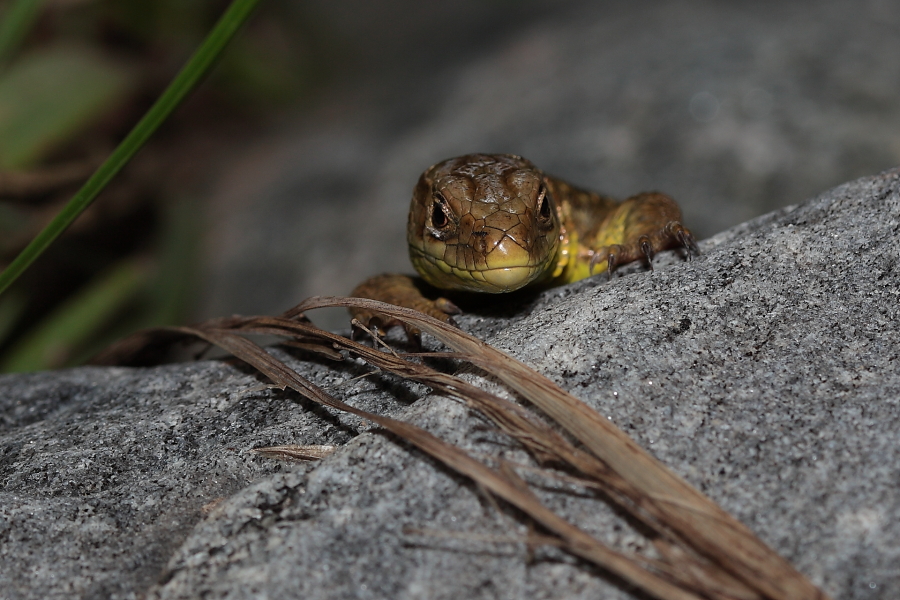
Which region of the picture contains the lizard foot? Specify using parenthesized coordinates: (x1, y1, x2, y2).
(349, 273, 461, 347)
(586, 192, 699, 279)
(589, 219, 699, 279)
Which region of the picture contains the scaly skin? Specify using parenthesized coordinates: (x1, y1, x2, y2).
(351, 154, 697, 339)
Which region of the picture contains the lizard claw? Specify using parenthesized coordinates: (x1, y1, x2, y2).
(668, 221, 700, 259)
(589, 251, 601, 276)
(639, 235, 654, 271)
(434, 297, 462, 316)
(589, 245, 625, 281)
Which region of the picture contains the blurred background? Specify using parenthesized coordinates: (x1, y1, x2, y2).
(1, 0, 899, 371)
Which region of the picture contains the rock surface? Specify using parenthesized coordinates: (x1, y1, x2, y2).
(2, 169, 898, 599)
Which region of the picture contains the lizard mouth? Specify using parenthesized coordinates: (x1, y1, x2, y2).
(409, 235, 559, 293)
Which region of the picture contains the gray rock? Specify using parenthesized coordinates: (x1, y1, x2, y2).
(2, 168, 898, 599)
(0, 357, 424, 599)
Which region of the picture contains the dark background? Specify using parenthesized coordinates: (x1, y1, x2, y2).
(200, 0, 900, 329)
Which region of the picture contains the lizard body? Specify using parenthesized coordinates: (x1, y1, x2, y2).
(351, 154, 696, 337)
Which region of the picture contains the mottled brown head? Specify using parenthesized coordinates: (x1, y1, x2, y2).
(407, 154, 561, 293)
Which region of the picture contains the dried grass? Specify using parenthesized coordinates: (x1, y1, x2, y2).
(93, 296, 829, 600)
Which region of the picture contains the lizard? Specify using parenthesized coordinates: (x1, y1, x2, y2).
(350, 153, 697, 341)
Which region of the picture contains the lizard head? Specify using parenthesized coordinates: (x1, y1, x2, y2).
(407, 154, 562, 293)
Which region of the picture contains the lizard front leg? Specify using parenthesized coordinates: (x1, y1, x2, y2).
(584, 192, 699, 277)
(349, 273, 460, 345)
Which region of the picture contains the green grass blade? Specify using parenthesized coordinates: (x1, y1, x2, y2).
(0, 0, 262, 297)
(0, 0, 44, 66)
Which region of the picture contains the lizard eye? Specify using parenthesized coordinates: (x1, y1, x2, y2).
(537, 186, 553, 223)
(432, 192, 450, 228)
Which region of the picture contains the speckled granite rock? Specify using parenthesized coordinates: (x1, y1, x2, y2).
(0, 357, 420, 599)
(2, 169, 898, 599)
